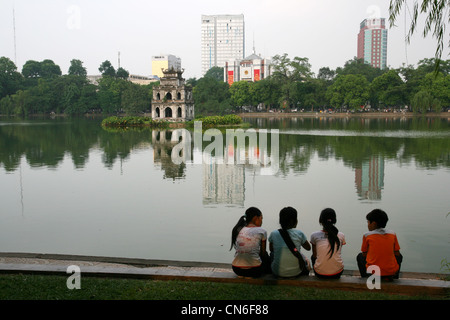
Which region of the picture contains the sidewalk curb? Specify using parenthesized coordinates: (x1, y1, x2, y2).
(0, 253, 448, 297)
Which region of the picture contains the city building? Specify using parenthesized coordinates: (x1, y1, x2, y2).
(357, 18, 388, 69)
(151, 68, 194, 121)
(128, 74, 159, 85)
(201, 14, 245, 76)
(152, 54, 182, 78)
(87, 74, 158, 86)
(224, 52, 272, 85)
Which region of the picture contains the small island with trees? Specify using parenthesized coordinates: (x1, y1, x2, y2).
(101, 114, 244, 130)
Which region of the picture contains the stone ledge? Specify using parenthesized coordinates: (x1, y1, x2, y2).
(0, 253, 448, 297)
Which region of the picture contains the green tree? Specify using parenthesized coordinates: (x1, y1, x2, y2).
(297, 78, 330, 111)
(416, 58, 450, 75)
(192, 77, 231, 116)
(40, 60, 62, 78)
(68, 59, 87, 77)
(229, 81, 252, 109)
(97, 76, 130, 114)
(317, 67, 336, 82)
(271, 53, 313, 109)
(33, 78, 53, 113)
(97, 76, 116, 114)
(418, 72, 450, 111)
(22, 59, 61, 84)
(22, 60, 42, 78)
(397, 58, 450, 105)
(78, 83, 99, 113)
(121, 83, 150, 114)
(370, 70, 406, 108)
(116, 67, 130, 80)
(336, 57, 385, 82)
(99, 60, 116, 77)
(0, 57, 23, 99)
(10, 90, 31, 117)
(411, 90, 433, 113)
(326, 74, 370, 110)
(251, 78, 281, 110)
(0, 95, 14, 115)
(62, 82, 81, 114)
(204, 67, 224, 82)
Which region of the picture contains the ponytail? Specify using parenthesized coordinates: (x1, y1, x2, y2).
(230, 207, 262, 251)
(230, 215, 246, 250)
(319, 208, 340, 259)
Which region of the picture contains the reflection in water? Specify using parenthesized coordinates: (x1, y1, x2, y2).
(203, 162, 245, 206)
(0, 117, 449, 203)
(355, 156, 385, 200)
(152, 130, 186, 180)
(152, 126, 278, 206)
(1, 117, 449, 273)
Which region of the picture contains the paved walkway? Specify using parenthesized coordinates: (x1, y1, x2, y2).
(0, 253, 448, 297)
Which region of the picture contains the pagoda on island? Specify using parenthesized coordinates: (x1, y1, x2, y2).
(151, 68, 194, 121)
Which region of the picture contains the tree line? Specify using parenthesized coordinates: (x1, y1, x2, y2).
(0, 58, 155, 116)
(1, 55, 449, 117)
(193, 55, 449, 115)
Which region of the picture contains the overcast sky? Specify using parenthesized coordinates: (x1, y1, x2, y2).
(1, 0, 448, 79)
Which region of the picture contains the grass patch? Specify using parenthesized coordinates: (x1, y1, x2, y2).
(0, 274, 444, 300)
(101, 116, 169, 129)
(186, 115, 245, 128)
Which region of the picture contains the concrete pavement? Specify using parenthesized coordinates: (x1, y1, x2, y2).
(0, 253, 448, 297)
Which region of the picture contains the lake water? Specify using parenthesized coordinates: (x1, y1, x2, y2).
(0, 115, 449, 273)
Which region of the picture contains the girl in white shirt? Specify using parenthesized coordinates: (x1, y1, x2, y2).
(310, 208, 346, 279)
(230, 207, 270, 278)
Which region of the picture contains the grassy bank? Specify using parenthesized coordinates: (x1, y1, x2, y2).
(0, 273, 445, 300)
(238, 111, 450, 118)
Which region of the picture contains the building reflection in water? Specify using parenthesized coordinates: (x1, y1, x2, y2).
(202, 132, 276, 207)
(152, 130, 186, 180)
(202, 144, 246, 207)
(355, 155, 385, 200)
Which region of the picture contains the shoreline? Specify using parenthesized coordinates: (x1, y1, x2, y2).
(0, 252, 447, 280)
(2, 111, 449, 120)
(238, 111, 450, 119)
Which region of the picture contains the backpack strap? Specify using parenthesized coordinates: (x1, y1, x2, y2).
(278, 229, 307, 271)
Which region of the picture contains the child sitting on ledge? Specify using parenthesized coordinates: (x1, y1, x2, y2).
(357, 209, 403, 281)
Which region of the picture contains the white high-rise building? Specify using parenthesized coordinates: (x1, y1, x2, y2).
(201, 14, 245, 76)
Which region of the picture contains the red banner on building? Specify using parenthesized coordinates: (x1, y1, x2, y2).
(228, 71, 234, 85)
(254, 69, 260, 81)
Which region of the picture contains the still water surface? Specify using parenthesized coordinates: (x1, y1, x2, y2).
(0, 116, 449, 273)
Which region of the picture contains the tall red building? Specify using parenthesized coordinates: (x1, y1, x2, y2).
(357, 18, 388, 69)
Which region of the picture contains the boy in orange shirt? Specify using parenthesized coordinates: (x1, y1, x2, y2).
(357, 209, 403, 280)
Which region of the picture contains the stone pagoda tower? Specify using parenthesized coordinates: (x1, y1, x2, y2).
(151, 68, 194, 121)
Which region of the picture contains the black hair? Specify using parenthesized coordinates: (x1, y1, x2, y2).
(366, 209, 389, 228)
(279, 207, 298, 230)
(230, 207, 262, 251)
(319, 208, 340, 259)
